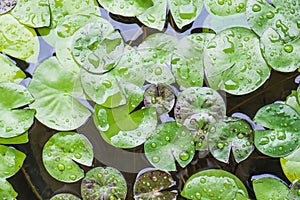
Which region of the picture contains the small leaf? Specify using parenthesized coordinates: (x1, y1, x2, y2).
(0, 54, 25, 84)
(81, 167, 127, 200)
(280, 146, 300, 183)
(181, 169, 248, 199)
(133, 168, 177, 199)
(0, 145, 26, 179)
(0, 0, 17, 14)
(286, 89, 300, 114)
(50, 193, 81, 200)
(205, 0, 247, 16)
(42, 132, 94, 183)
(0, 178, 18, 199)
(0, 132, 28, 145)
(253, 103, 300, 157)
(144, 122, 195, 171)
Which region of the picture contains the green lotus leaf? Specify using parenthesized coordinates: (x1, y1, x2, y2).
(137, 33, 178, 84)
(71, 22, 124, 74)
(208, 117, 254, 163)
(28, 57, 91, 131)
(280, 146, 300, 183)
(11, 0, 50, 28)
(260, 28, 300, 72)
(144, 84, 175, 115)
(0, 14, 39, 63)
(0, 83, 35, 138)
(0, 178, 18, 199)
(171, 33, 214, 88)
(246, 0, 300, 41)
(133, 168, 177, 199)
(174, 87, 226, 152)
(286, 89, 300, 114)
(252, 177, 289, 200)
(181, 169, 248, 199)
(42, 132, 94, 183)
(205, 0, 246, 16)
(81, 167, 127, 200)
(0, 145, 26, 179)
(204, 27, 270, 95)
(0, 132, 28, 145)
(144, 122, 195, 171)
(253, 103, 300, 157)
(97, 0, 153, 17)
(289, 180, 300, 199)
(94, 103, 157, 148)
(50, 193, 80, 200)
(168, 0, 203, 29)
(137, 0, 167, 31)
(0, 54, 25, 84)
(0, 0, 17, 14)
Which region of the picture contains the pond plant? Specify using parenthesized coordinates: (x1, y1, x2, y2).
(0, 0, 299, 199)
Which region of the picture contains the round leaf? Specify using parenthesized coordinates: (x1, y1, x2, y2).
(205, 0, 247, 16)
(0, 14, 39, 63)
(208, 117, 254, 163)
(0, 53, 25, 84)
(260, 28, 300, 72)
(0, 179, 17, 200)
(289, 180, 300, 199)
(0, 83, 35, 138)
(171, 33, 215, 88)
(42, 132, 94, 183)
(144, 84, 175, 115)
(0, 132, 28, 145)
(204, 27, 270, 95)
(0, 0, 17, 14)
(50, 193, 80, 200)
(144, 122, 195, 171)
(0, 145, 26, 179)
(254, 103, 300, 157)
(81, 167, 127, 200)
(246, 0, 300, 41)
(280, 146, 300, 183)
(71, 22, 124, 74)
(28, 57, 91, 131)
(133, 168, 177, 199)
(181, 169, 248, 199)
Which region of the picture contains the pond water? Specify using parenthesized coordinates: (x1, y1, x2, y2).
(6, 4, 300, 200)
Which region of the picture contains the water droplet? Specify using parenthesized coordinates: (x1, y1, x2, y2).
(152, 176, 158, 182)
(246, 141, 251, 146)
(102, 80, 112, 88)
(5, 127, 12, 132)
(154, 67, 162, 75)
(152, 156, 160, 163)
(58, 164, 65, 171)
(200, 178, 206, 183)
(165, 136, 170, 142)
(259, 137, 269, 145)
(252, 4, 261, 12)
(284, 44, 294, 53)
(266, 11, 274, 19)
(218, 0, 224, 5)
(179, 151, 190, 161)
(237, 133, 244, 139)
(97, 173, 103, 178)
(224, 79, 238, 90)
(119, 4, 124, 9)
(147, 14, 156, 23)
(217, 143, 224, 149)
(75, 153, 82, 159)
(195, 192, 201, 199)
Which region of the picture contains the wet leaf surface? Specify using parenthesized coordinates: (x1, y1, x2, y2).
(205, 0, 247, 16)
(50, 193, 80, 200)
(0, 132, 28, 145)
(286, 88, 300, 114)
(42, 132, 94, 183)
(0, 54, 25, 84)
(0, 178, 18, 199)
(280, 146, 300, 183)
(81, 167, 127, 200)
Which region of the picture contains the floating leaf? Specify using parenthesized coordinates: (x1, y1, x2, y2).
(0, 145, 26, 179)
(253, 103, 300, 157)
(28, 57, 91, 131)
(0, 132, 28, 145)
(0, 83, 35, 138)
(286, 88, 300, 114)
(11, 0, 51, 28)
(171, 33, 214, 88)
(204, 27, 270, 95)
(205, 0, 247, 16)
(181, 169, 248, 199)
(260, 28, 300, 72)
(168, 0, 203, 29)
(0, 54, 25, 84)
(280, 146, 300, 183)
(0, 14, 39, 63)
(42, 132, 94, 183)
(50, 193, 80, 200)
(71, 22, 124, 74)
(133, 168, 177, 199)
(0, 0, 17, 14)
(144, 122, 194, 171)
(289, 180, 300, 199)
(0, 178, 18, 199)
(144, 84, 175, 115)
(208, 117, 254, 163)
(246, 0, 300, 41)
(81, 167, 127, 200)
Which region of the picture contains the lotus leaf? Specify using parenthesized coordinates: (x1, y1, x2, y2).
(0, 178, 17, 199)
(205, 0, 247, 16)
(50, 193, 80, 200)
(0, 54, 25, 84)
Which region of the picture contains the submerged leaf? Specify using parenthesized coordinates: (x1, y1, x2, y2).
(0, 54, 25, 84)
(0, 178, 18, 199)
(50, 193, 80, 200)
(42, 132, 94, 183)
(205, 0, 247, 16)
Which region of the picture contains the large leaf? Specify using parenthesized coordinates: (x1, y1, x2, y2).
(50, 193, 80, 200)
(246, 0, 300, 41)
(28, 57, 91, 131)
(0, 179, 18, 199)
(253, 103, 300, 157)
(0, 0, 17, 14)
(181, 169, 248, 199)
(171, 33, 215, 88)
(0, 14, 39, 63)
(208, 117, 254, 163)
(42, 132, 94, 183)
(280, 146, 300, 183)
(0, 145, 26, 179)
(81, 167, 127, 200)
(205, 0, 247, 16)
(133, 168, 177, 200)
(0, 54, 25, 84)
(0, 83, 35, 138)
(11, 0, 51, 28)
(204, 27, 270, 95)
(144, 122, 195, 171)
